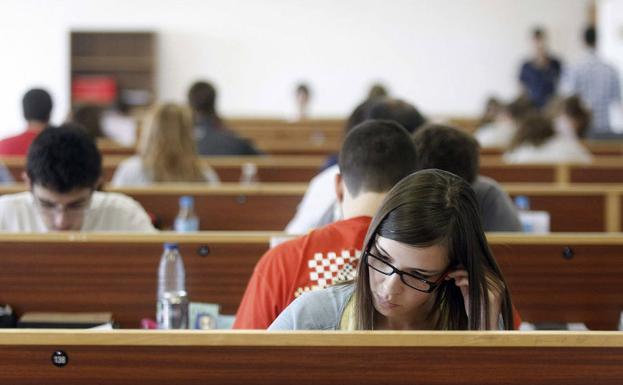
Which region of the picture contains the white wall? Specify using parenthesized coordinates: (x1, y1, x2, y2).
(0, 0, 593, 137)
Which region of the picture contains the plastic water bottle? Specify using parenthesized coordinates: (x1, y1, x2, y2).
(240, 162, 258, 185)
(514, 195, 533, 232)
(174, 196, 199, 232)
(156, 243, 189, 329)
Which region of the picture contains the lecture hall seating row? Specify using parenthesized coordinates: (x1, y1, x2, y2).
(0, 232, 621, 330)
(0, 183, 622, 232)
(94, 115, 623, 158)
(5, 155, 623, 185)
(0, 330, 621, 384)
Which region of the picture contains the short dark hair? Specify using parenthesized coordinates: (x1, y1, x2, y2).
(365, 98, 427, 134)
(71, 104, 104, 139)
(338, 120, 417, 196)
(22, 88, 53, 123)
(367, 83, 389, 99)
(188, 81, 217, 115)
(532, 27, 545, 40)
(584, 25, 596, 48)
(26, 124, 102, 192)
(413, 124, 479, 184)
(296, 83, 310, 96)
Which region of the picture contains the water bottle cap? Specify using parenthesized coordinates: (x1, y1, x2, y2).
(179, 196, 194, 207)
(242, 162, 257, 174)
(164, 242, 179, 250)
(514, 195, 530, 210)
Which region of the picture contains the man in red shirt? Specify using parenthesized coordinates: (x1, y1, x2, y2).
(0, 88, 53, 156)
(234, 120, 418, 329)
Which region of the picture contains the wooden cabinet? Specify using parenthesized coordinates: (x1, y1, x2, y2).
(70, 31, 156, 109)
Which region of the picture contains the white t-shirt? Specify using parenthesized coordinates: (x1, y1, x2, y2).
(111, 155, 220, 187)
(503, 134, 593, 164)
(285, 164, 339, 234)
(0, 191, 156, 232)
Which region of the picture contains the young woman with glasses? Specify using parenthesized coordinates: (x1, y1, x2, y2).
(269, 169, 515, 330)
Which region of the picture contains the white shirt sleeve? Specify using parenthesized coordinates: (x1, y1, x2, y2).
(284, 165, 339, 234)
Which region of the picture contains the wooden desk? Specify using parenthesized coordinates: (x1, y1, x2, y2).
(0, 183, 622, 232)
(0, 330, 621, 384)
(0, 233, 622, 329)
(226, 118, 344, 156)
(0, 232, 273, 327)
(1, 155, 327, 184)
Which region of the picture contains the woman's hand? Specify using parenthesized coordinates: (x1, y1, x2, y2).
(445, 269, 503, 330)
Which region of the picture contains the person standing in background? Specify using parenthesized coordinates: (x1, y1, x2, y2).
(294, 83, 311, 121)
(0, 88, 53, 156)
(519, 27, 562, 109)
(560, 25, 622, 137)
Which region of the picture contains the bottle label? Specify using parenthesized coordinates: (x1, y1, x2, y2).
(157, 294, 189, 329)
(174, 218, 199, 232)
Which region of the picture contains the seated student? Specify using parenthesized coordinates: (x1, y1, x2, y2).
(413, 124, 522, 232)
(0, 88, 53, 156)
(270, 169, 516, 330)
(503, 113, 592, 164)
(234, 120, 418, 329)
(0, 124, 156, 232)
(285, 97, 427, 234)
(111, 103, 219, 186)
(188, 81, 261, 156)
(474, 96, 535, 149)
(549, 95, 592, 139)
(69, 104, 106, 140)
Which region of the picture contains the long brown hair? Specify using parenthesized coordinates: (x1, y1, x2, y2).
(354, 169, 514, 330)
(139, 103, 206, 182)
(509, 113, 554, 150)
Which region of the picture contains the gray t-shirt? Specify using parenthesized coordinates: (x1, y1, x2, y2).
(269, 284, 355, 330)
(473, 176, 522, 232)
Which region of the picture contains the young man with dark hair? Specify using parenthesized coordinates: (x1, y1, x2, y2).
(187, 80, 261, 155)
(0, 124, 155, 232)
(234, 120, 417, 329)
(561, 25, 621, 136)
(285, 98, 427, 234)
(0, 88, 53, 156)
(413, 124, 521, 232)
(518, 27, 562, 109)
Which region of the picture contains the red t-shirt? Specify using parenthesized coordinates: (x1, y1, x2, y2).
(233, 216, 372, 329)
(233, 215, 523, 330)
(0, 129, 41, 156)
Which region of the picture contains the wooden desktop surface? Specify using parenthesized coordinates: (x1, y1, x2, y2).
(0, 330, 621, 385)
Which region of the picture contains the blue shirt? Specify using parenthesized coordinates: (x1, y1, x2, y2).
(519, 57, 562, 108)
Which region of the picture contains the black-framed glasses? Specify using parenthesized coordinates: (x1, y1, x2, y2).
(364, 250, 447, 293)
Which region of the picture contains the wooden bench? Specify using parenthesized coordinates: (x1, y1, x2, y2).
(0, 233, 621, 329)
(0, 155, 327, 184)
(0, 232, 273, 327)
(480, 156, 623, 184)
(0, 183, 622, 232)
(480, 140, 623, 157)
(226, 118, 344, 156)
(0, 330, 621, 384)
(0, 183, 307, 231)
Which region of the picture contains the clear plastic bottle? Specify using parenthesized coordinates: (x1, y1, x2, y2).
(156, 243, 189, 329)
(240, 162, 258, 185)
(174, 196, 199, 232)
(514, 195, 533, 232)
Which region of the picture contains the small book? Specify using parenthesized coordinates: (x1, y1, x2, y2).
(17, 312, 114, 329)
